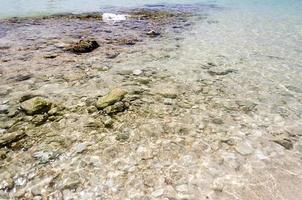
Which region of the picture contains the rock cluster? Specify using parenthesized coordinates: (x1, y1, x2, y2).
(68, 40, 100, 53)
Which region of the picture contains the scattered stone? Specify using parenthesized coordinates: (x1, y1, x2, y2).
(75, 143, 88, 154)
(87, 106, 98, 114)
(104, 101, 128, 114)
(135, 77, 151, 85)
(175, 184, 188, 193)
(96, 88, 127, 109)
(147, 30, 161, 37)
(106, 52, 119, 59)
(85, 118, 104, 128)
(151, 189, 164, 197)
(0, 104, 9, 114)
(33, 151, 59, 164)
(93, 65, 109, 71)
(273, 137, 293, 150)
(0, 129, 6, 134)
(235, 141, 254, 155)
(212, 179, 224, 192)
(163, 98, 175, 105)
(60, 173, 81, 190)
(117, 70, 133, 76)
(104, 117, 114, 128)
(19, 94, 42, 103)
(130, 9, 174, 20)
(236, 100, 257, 113)
(9, 74, 32, 82)
(20, 97, 52, 115)
(118, 39, 137, 45)
(116, 132, 130, 142)
(31, 115, 48, 126)
(133, 69, 143, 76)
(68, 40, 99, 53)
(155, 86, 178, 99)
(208, 69, 236, 76)
(0, 149, 7, 160)
(0, 131, 26, 148)
(43, 54, 58, 59)
(0, 172, 14, 191)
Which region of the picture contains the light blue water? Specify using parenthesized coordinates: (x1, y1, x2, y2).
(0, 0, 301, 18)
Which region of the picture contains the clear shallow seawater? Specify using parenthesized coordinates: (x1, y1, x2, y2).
(1, 1, 302, 199)
(0, 0, 302, 18)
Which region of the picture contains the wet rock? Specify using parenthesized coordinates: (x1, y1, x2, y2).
(235, 141, 254, 155)
(0, 131, 26, 148)
(96, 88, 127, 109)
(20, 97, 52, 115)
(68, 39, 99, 53)
(147, 30, 161, 37)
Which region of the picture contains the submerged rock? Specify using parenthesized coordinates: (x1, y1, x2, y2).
(68, 40, 99, 53)
(20, 97, 52, 115)
(96, 88, 127, 109)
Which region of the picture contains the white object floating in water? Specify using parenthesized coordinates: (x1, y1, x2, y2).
(102, 13, 127, 23)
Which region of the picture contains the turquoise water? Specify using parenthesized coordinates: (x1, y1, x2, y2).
(0, 0, 302, 18)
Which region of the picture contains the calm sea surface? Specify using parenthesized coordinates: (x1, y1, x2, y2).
(0, 0, 301, 18)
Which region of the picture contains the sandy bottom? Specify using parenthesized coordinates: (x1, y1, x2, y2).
(0, 4, 302, 200)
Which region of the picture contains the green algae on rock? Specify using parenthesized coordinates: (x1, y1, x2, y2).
(20, 97, 52, 115)
(96, 88, 127, 109)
